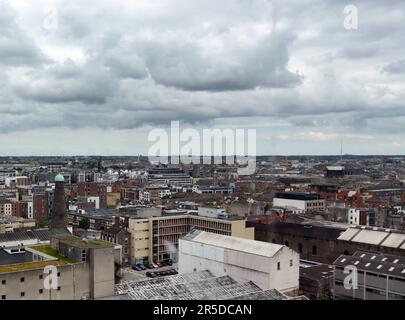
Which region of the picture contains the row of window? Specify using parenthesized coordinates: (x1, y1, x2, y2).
(277, 259, 294, 271)
(1, 272, 61, 285)
(1, 287, 62, 300)
(272, 239, 318, 256)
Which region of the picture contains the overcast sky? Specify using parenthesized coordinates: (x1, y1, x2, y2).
(1, 0, 404, 156)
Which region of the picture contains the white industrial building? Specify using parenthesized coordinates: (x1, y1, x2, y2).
(178, 230, 299, 295)
(273, 192, 325, 213)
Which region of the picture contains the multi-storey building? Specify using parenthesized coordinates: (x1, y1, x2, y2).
(146, 167, 192, 187)
(128, 214, 255, 264)
(0, 235, 119, 300)
(273, 192, 325, 213)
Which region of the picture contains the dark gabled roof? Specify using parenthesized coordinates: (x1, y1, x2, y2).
(334, 251, 405, 278)
(0, 228, 69, 243)
(248, 222, 344, 240)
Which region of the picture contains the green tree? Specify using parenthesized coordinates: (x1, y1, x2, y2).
(79, 217, 90, 230)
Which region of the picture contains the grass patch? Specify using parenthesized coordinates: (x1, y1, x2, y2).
(0, 260, 65, 273)
(31, 245, 74, 264)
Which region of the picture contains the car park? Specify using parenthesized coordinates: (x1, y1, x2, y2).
(136, 264, 146, 270)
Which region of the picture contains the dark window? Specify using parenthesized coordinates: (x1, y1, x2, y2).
(39, 289, 43, 294)
(20, 277, 25, 283)
(21, 292, 25, 297)
(298, 243, 303, 254)
(57, 286, 61, 291)
(57, 272, 61, 277)
(312, 245, 317, 256)
(290, 259, 293, 267)
(39, 274, 43, 280)
(277, 262, 281, 270)
(1, 295, 5, 300)
(1, 280, 5, 285)
(284, 241, 289, 247)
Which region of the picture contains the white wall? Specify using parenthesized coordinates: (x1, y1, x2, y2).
(348, 208, 359, 225)
(87, 196, 100, 209)
(273, 198, 306, 211)
(178, 239, 299, 293)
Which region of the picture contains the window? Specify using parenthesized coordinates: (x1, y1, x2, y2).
(21, 292, 25, 297)
(57, 272, 61, 277)
(39, 289, 43, 294)
(57, 286, 61, 291)
(312, 245, 317, 256)
(290, 259, 293, 267)
(39, 274, 43, 280)
(1, 295, 5, 300)
(277, 262, 281, 270)
(284, 241, 289, 247)
(20, 277, 25, 283)
(298, 243, 303, 254)
(1, 280, 5, 285)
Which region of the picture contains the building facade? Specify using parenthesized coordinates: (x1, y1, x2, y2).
(178, 230, 300, 295)
(128, 214, 255, 264)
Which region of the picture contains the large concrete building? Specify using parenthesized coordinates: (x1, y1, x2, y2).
(0, 235, 120, 300)
(178, 230, 299, 295)
(250, 221, 405, 264)
(128, 214, 255, 264)
(273, 192, 325, 213)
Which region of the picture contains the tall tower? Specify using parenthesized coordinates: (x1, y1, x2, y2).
(51, 173, 67, 229)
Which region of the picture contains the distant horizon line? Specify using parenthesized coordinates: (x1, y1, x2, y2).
(1, 154, 405, 158)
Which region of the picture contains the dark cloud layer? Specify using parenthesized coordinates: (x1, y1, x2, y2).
(1, 0, 405, 154)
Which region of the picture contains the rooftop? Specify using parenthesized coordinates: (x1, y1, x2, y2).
(0, 260, 66, 273)
(116, 270, 293, 300)
(182, 230, 284, 258)
(53, 234, 115, 249)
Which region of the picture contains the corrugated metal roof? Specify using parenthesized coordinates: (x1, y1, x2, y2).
(183, 230, 284, 257)
(351, 229, 389, 245)
(337, 227, 360, 241)
(381, 233, 405, 248)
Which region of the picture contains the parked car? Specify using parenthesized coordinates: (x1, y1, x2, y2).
(152, 263, 159, 268)
(132, 265, 142, 271)
(163, 259, 173, 266)
(145, 263, 154, 269)
(136, 264, 146, 270)
(146, 272, 157, 278)
(157, 262, 164, 268)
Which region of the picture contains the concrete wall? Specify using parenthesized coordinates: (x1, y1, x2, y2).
(178, 239, 299, 293)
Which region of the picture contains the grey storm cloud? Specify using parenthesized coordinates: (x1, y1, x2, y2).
(0, 0, 405, 149)
(381, 60, 405, 74)
(0, 2, 47, 66)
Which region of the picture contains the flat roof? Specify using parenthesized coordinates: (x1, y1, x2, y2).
(53, 235, 115, 249)
(0, 260, 66, 273)
(182, 230, 284, 258)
